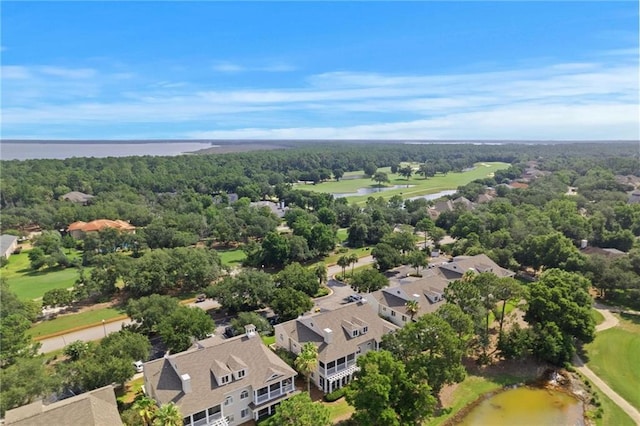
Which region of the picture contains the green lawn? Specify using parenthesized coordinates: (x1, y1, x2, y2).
(297, 162, 509, 204)
(591, 309, 605, 326)
(217, 248, 247, 266)
(579, 373, 636, 426)
(2, 250, 85, 301)
(585, 314, 640, 410)
(324, 397, 354, 422)
(29, 306, 127, 339)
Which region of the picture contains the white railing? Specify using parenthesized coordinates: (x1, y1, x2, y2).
(324, 359, 356, 376)
(255, 384, 295, 404)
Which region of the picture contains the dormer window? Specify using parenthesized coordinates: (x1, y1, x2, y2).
(220, 375, 230, 384)
(362, 326, 368, 334)
(236, 369, 246, 379)
(352, 330, 358, 337)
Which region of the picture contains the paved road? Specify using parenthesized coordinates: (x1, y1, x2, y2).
(573, 305, 640, 424)
(37, 299, 221, 354)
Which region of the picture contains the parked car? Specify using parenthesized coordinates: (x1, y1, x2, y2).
(195, 294, 206, 303)
(223, 326, 237, 339)
(347, 294, 363, 303)
(133, 360, 144, 373)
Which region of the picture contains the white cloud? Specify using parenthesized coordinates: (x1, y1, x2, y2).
(212, 60, 296, 73)
(1, 50, 638, 140)
(39, 66, 96, 79)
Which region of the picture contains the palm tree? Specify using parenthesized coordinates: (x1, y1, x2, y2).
(295, 342, 318, 396)
(405, 299, 420, 321)
(337, 255, 350, 280)
(348, 253, 359, 277)
(133, 396, 158, 426)
(153, 402, 183, 426)
(314, 263, 328, 287)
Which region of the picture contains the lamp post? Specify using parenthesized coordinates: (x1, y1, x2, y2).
(102, 319, 107, 337)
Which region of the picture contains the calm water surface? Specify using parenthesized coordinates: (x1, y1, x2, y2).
(458, 387, 584, 426)
(0, 142, 215, 160)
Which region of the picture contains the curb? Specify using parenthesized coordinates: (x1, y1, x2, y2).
(32, 314, 130, 341)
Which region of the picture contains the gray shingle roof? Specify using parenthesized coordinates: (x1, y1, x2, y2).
(5, 386, 122, 426)
(371, 274, 449, 317)
(0, 234, 18, 257)
(276, 302, 397, 363)
(144, 334, 296, 417)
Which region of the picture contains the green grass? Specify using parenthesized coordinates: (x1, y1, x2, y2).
(591, 309, 605, 326)
(29, 306, 127, 339)
(324, 397, 355, 422)
(579, 374, 636, 426)
(321, 247, 372, 266)
(116, 377, 145, 406)
(217, 248, 246, 266)
(425, 372, 532, 426)
(585, 314, 640, 410)
(297, 162, 509, 204)
(261, 335, 276, 346)
(2, 250, 85, 301)
(336, 228, 348, 243)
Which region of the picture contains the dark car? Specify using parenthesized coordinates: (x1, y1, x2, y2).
(223, 326, 237, 339)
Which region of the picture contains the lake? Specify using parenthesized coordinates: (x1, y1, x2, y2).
(333, 185, 415, 198)
(0, 142, 216, 160)
(457, 386, 584, 426)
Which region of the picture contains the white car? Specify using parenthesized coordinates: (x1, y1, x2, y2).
(133, 360, 144, 373)
(348, 294, 363, 303)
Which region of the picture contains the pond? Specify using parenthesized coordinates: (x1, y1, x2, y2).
(457, 386, 584, 426)
(332, 185, 414, 198)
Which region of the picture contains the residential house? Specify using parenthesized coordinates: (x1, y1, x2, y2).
(4, 385, 122, 426)
(628, 190, 640, 204)
(61, 191, 95, 205)
(250, 200, 288, 218)
(427, 196, 475, 219)
(67, 219, 136, 239)
(274, 301, 397, 394)
(368, 273, 449, 327)
(1, 234, 19, 259)
(144, 325, 298, 426)
(438, 254, 515, 281)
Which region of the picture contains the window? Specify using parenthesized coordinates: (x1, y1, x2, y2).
(319, 361, 325, 369)
(391, 311, 396, 317)
(382, 307, 387, 311)
(356, 347, 361, 354)
(182, 417, 191, 426)
(352, 330, 358, 337)
(220, 375, 230, 384)
(208, 406, 221, 417)
(362, 326, 368, 334)
(402, 315, 407, 322)
(224, 396, 233, 406)
(226, 415, 234, 423)
(192, 411, 206, 423)
(236, 369, 245, 379)
(240, 390, 249, 399)
(241, 408, 249, 418)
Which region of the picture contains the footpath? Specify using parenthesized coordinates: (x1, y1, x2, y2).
(573, 305, 640, 424)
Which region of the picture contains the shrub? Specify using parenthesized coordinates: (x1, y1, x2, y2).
(324, 387, 346, 402)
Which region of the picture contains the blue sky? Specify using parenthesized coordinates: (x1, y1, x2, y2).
(1, 1, 638, 140)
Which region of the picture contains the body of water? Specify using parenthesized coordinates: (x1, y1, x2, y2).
(333, 185, 415, 198)
(0, 142, 216, 160)
(458, 386, 584, 426)
(406, 189, 457, 201)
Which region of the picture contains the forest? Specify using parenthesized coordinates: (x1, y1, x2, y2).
(1, 141, 639, 422)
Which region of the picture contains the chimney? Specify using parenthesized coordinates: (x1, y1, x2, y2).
(323, 328, 333, 344)
(180, 373, 192, 394)
(245, 324, 256, 338)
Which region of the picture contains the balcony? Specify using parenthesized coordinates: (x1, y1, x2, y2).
(323, 359, 357, 377)
(255, 383, 296, 405)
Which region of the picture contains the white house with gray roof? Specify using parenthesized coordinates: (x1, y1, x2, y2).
(368, 272, 449, 327)
(274, 301, 397, 394)
(1, 234, 18, 259)
(143, 325, 298, 426)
